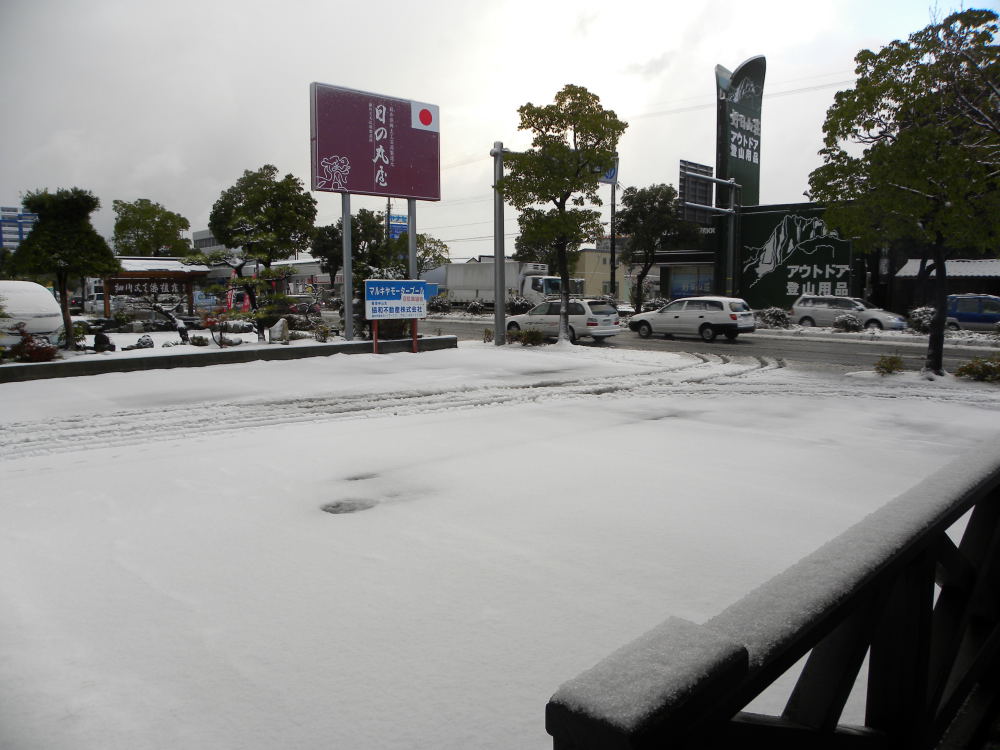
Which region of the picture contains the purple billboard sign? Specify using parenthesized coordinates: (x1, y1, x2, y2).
(310, 82, 440, 201)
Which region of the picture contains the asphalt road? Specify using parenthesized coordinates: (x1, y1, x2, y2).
(421, 316, 989, 373)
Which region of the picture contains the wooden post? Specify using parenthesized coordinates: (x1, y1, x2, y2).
(373, 320, 379, 354)
(412, 319, 418, 353)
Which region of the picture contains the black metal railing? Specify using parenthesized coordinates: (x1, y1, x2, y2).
(547, 448, 1000, 749)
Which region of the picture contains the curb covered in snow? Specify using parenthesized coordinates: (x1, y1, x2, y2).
(0, 335, 459, 383)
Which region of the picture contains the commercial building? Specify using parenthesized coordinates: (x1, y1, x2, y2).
(1, 205, 38, 251)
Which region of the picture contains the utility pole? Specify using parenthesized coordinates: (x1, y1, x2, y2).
(490, 141, 508, 346)
(610, 181, 617, 299)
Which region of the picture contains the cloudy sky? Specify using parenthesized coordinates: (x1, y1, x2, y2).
(1, 0, 963, 260)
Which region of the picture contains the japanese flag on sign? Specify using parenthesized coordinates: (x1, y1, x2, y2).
(411, 101, 439, 132)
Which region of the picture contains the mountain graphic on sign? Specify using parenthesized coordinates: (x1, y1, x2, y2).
(728, 78, 761, 105)
(743, 214, 839, 287)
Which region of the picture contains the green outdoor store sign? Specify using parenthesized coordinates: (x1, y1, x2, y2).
(716, 56, 765, 207)
(740, 206, 854, 310)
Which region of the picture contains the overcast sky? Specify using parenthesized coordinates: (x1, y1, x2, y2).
(1, 0, 971, 260)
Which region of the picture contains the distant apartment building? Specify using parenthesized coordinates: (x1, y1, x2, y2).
(0, 205, 39, 251)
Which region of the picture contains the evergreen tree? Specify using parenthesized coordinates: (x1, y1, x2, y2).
(500, 85, 627, 342)
(112, 198, 192, 256)
(209, 165, 317, 339)
(808, 9, 1000, 374)
(614, 184, 700, 312)
(11, 188, 120, 348)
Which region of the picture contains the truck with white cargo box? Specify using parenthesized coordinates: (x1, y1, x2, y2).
(443, 260, 583, 307)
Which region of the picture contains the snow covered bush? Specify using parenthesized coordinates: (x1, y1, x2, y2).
(833, 313, 863, 332)
(756, 307, 790, 329)
(285, 314, 313, 331)
(314, 324, 331, 343)
(189, 335, 209, 346)
(874, 354, 905, 376)
(427, 295, 451, 313)
(955, 355, 1000, 382)
(8, 323, 59, 362)
(58, 321, 89, 350)
(506, 295, 532, 315)
(288, 330, 312, 340)
(466, 299, 488, 315)
(483, 328, 494, 343)
(908, 306, 935, 333)
(518, 329, 545, 346)
(642, 297, 668, 312)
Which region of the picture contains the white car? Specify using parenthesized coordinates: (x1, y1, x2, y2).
(505, 298, 620, 342)
(628, 296, 755, 341)
(0, 280, 65, 347)
(790, 295, 906, 330)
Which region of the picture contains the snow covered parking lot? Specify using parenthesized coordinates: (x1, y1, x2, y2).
(2, 343, 999, 749)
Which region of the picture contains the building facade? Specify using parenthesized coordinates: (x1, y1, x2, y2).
(1, 205, 38, 251)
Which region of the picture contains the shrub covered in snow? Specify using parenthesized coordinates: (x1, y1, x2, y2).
(189, 335, 210, 346)
(466, 299, 488, 315)
(955, 355, 1000, 382)
(9, 322, 59, 362)
(506, 295, 533, 315)
(427, 295, 451, 313)
(285, 314, 313, 331)
(874, 354, 905, 376)
(642, 297, 668, 312)
(756, 307, 790, 329)
(314, 324, 332, 343)
(833, 313, 863, 332)
(908, 306, 935, 333)
(507, 328, 545, 346)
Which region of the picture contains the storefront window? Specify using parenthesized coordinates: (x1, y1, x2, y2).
(666, 265, 714, 299)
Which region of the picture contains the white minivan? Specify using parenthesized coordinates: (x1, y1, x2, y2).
(0, 280, 65, 347)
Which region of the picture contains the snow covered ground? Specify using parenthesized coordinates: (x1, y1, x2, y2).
(2, 342, 1000, 749)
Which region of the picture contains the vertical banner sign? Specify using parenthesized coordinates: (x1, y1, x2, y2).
(597, 158, 619, 185)
(388, 214, 409, 239)
(740, 205, 854, 309)
(310, 83, 441, 201)
(715, 56, 765, 207)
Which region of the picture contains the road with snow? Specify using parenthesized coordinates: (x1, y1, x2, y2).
(426, 316, 991, 372)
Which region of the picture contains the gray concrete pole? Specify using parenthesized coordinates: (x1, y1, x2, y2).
(490, 141, 506, 346)
(407, 198, 417, 280)
(341, 192, 353, 340)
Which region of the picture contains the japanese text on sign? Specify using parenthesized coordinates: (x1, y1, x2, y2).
(364, 279, 427, 320)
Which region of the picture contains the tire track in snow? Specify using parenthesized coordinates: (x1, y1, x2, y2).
(0, 355, 774, 459)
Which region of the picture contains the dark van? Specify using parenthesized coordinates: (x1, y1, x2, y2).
(945, 294, 1000, 332)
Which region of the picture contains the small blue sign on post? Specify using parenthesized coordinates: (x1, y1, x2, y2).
(388, 214, 409, 240)
(598, 158, 619, 185)
(364, 279, 427, 320)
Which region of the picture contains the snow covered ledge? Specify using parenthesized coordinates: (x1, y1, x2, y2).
(547, 446, 1000, 749)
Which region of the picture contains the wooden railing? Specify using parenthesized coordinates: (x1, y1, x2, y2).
(547, 448, 1000, 749)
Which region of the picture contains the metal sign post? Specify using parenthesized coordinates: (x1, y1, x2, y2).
(342, 193, 353, 340)
(598, 157, 619, 299)
(490, 141, 507, 346)
(682, 171, 741, 298)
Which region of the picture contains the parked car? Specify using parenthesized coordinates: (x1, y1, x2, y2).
(628, 296, 755, 341)
(83, 292, 102, 314)
(790, 295, 906, 330)
(614, 300, 635, 316)
(944, 294, 1000, 331)
(0, 280, 65, 347)
(505, 298, 620, 342)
